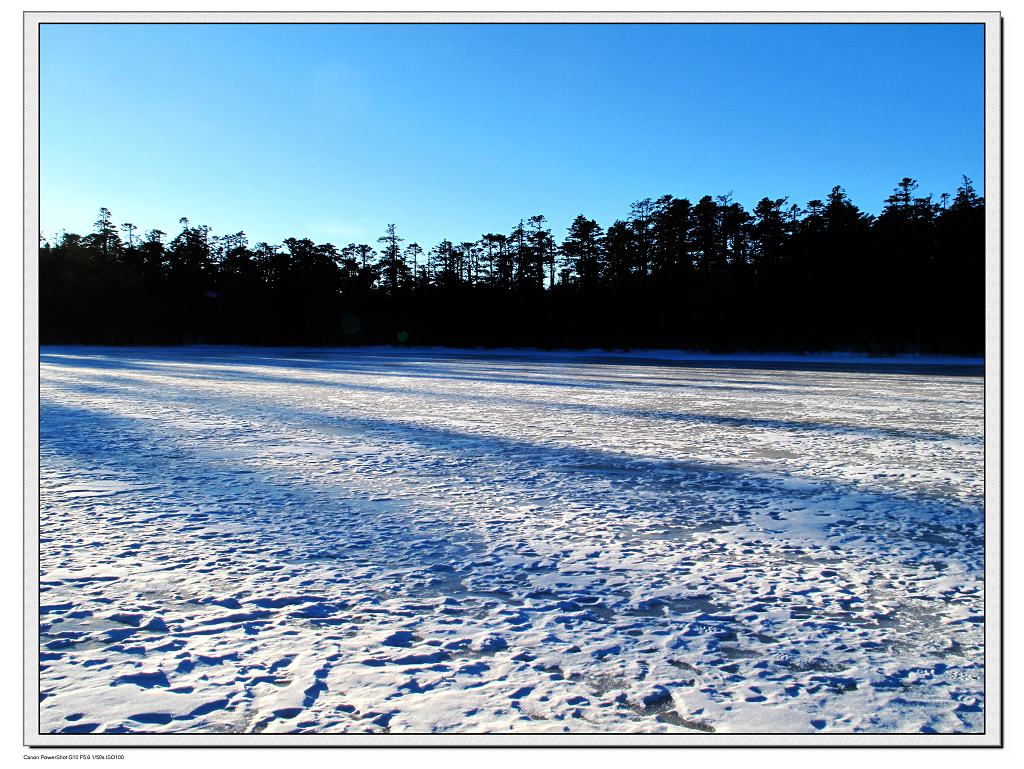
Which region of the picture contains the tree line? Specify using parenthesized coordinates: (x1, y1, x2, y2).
(39, 176, 984, 353)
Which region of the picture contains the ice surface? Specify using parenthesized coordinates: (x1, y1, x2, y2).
(38, 347, 985, 734)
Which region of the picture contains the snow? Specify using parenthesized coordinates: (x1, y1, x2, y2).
(38, 346, 985, 734)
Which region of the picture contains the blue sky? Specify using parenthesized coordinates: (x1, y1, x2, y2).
(40, 23, 984, 249)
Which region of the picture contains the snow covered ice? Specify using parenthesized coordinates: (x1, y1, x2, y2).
(38, 347, 985, 734)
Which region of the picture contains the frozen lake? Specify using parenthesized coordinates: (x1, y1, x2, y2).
(38, 347, 985, 734)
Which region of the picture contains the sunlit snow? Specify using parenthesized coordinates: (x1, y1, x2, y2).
(38, 347, 984, 734)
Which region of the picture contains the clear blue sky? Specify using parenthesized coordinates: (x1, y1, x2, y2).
(40, 23, 984, 249)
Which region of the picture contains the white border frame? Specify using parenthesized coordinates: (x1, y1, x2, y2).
(23, 10, 1003, 748)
